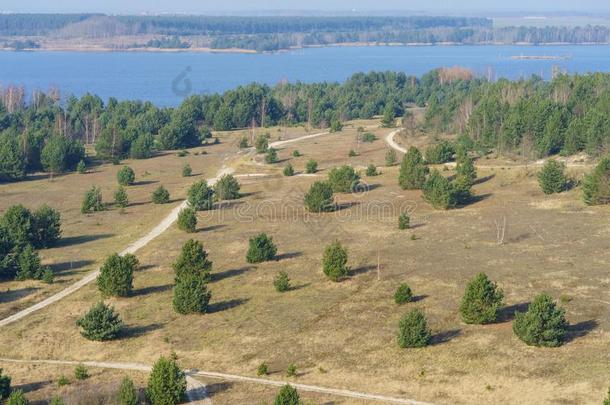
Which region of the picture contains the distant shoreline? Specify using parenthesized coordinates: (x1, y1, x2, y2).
(1, 41, 610, 54)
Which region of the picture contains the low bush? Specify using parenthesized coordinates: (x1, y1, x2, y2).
(394, 283, 413, 304)
(74, 364, 89, 380)
(274, 384, 300, 405)
(398, 213, 410, 230)
(305, 159, 318, 174)
(273, 271, 291, 292)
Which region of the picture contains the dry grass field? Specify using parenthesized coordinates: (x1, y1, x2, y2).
(0, 139, 234, 318)
(0, 120, 609, 404)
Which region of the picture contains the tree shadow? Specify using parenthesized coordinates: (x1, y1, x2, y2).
(212, 267, 253, 282)
(205, 381, 234, 397)
(214, 200, 245, 210)
(497, 302, 530, 323)
(51, 260, 96, 275)
(290, 282, 311, 291)
(201, 224, 226, 232)
(0, 287, 40, 303)
(565, 320, 599, 343)
(55, 233, 114, 247)
(127, 201, 151, 208)
(459, 193, 492, 207)
(275, 252, 303, 261)
(134, 180, 159, 186)
(431, 329, 461, 345)
(351, 264, 377, 276)
(408, 223, 425, 230)
(334, 201, 361, 211)
(122, 323, 164, 339)
(411, 294, 428, 303)
(208, 298, 249, 314)
(474, 174, 495, 185)
(133, 284, 172, 296)
(240, 191, 261, 198)
(13, 380, 51, 394)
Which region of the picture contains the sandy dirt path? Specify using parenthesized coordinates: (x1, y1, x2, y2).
(0, 166, 234, 328)
(0, 358, 433, 405)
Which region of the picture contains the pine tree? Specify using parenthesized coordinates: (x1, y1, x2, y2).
(173, 239, 213, 281)
(274, 384, 300, 405)
(215, 174, 241, 200)
(305, 159, 318, 174)
(146, 355, 186, 405)
(538, 159, 567, 194)
(0, 368, 11, 400)
(15, 245, 43, 281)
(394, 283, 413, 304)
(513, 293, 568, 347)
(381, 104, 396, 128)
(385, 149, 397, 166)
(117, 166, 135, 186)
(398, 213, 410, 230)
(273, 271, 291, 292)
(97, 253, 136, 297)
(322, 240, 349, 281)
(182, 163, 192, 177)
(114, 186, 129, 208)
(265, 148, 278, 163)
(177, 208, 197, 233)
(366, 164, 378, 176)
(6, 389, 29, 405)
(399, 147, 429, 190)
(328, 165, 360, 193)
(582, 156, 610, 205)
(187, 180, 214, 211)
(283, 163, 295, 176)
(422, 170, 457, 209)
(173, 273, 212, 314)
(81, 186, 104, 214)
(118, 376, 138, 405)
(152, 186, 171, 204)
(459, 273, 504, 324)
(32, 205, 61, 248)
(76, 302, 123, 341)
(304, 181, 334, 212)
(246, 233, 277, 263)
(397, 308, 431, 348)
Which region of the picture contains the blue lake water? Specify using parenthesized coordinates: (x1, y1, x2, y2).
(1, 45, 610, 106)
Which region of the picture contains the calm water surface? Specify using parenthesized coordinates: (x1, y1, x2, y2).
(1, 45, 610, 106)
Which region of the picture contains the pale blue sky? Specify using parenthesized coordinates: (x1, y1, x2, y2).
(0, 0, 608, 14)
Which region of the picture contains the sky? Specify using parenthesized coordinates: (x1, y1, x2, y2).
(1, 0, 609, 14)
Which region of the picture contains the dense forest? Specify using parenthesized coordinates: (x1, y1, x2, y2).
(1, 14, 609, 51)
(1, 69, 609, 182)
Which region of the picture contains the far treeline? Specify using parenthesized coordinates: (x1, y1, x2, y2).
(1, 14, 610, 51)
(1, 69, 610, 182)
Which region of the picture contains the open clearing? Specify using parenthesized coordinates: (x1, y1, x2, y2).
(0, 120, 609, 404)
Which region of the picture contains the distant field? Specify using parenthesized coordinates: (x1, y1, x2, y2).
(1, 120, 608, 404)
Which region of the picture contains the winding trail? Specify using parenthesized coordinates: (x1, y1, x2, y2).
(0, 127, 436, 405)
(0, 166, 234, 329)
(0, 358, 432, 405)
